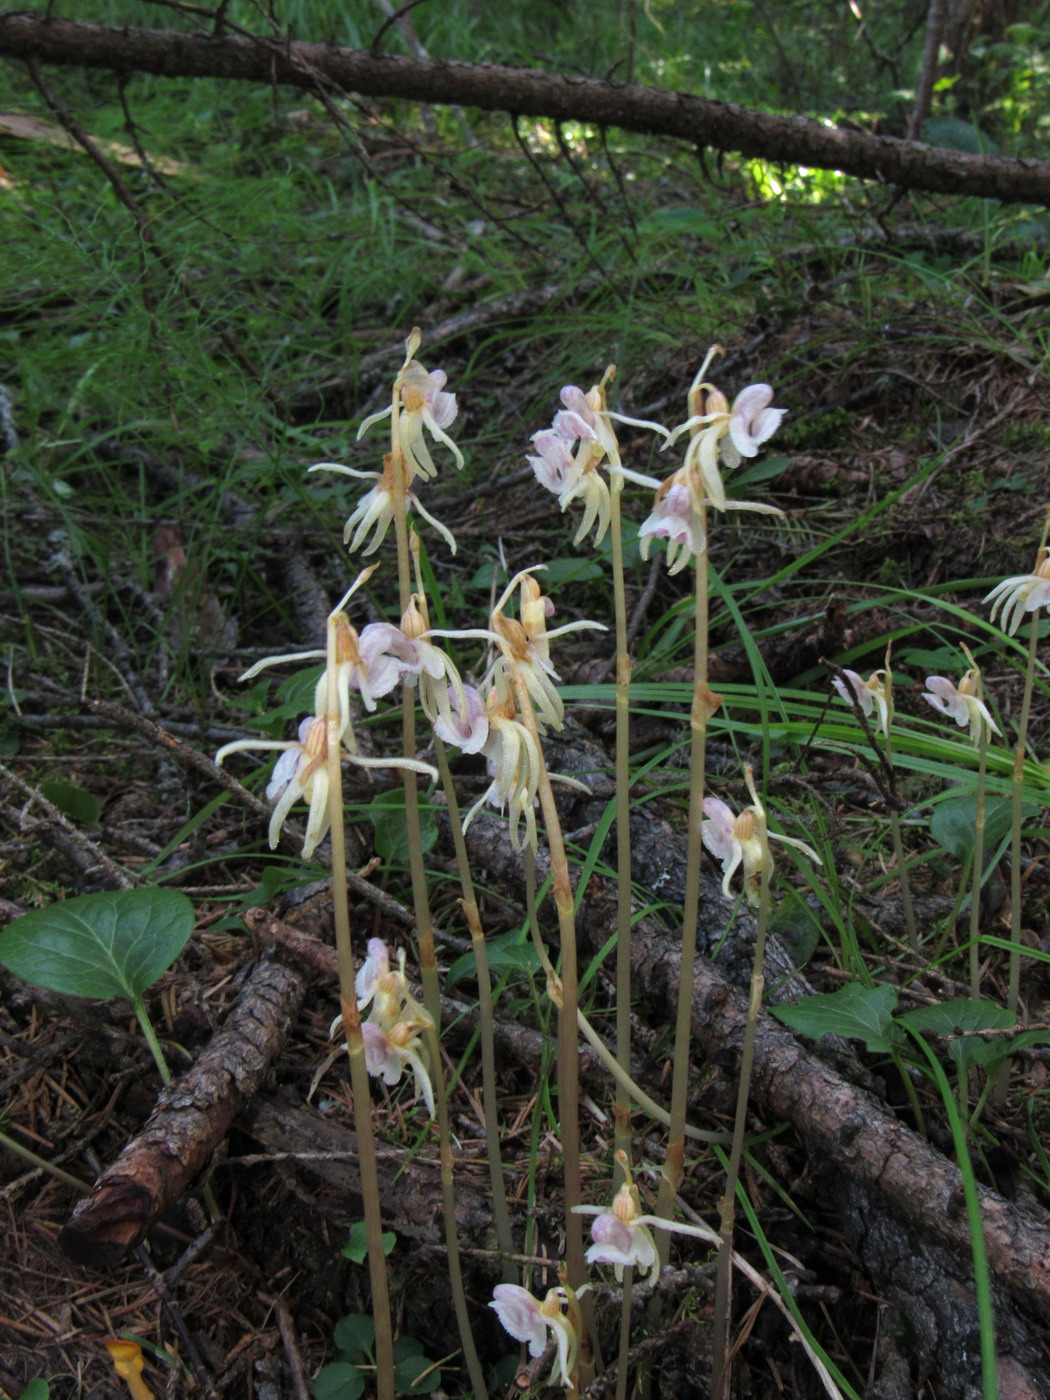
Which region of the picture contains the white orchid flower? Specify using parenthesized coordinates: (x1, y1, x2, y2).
(701, 769, 821, 907)
(831, 667, 892, 737)
(984, 547, 1050, 636)
(923, 672, 1000, 745)
(572, 1152, 720, 1285)
(489, 1284, 578, 1390)
(528, 373, 669, 547)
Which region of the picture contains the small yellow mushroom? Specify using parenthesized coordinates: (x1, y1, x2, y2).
(104, 1339, 155, 1400)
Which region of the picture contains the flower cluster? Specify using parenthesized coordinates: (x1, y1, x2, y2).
(216, 573, 437, 859)
(339, 938, 436, 1117)
(528, 372, 669, 547)
(702, 768, 821, 907)
(310, 330, 464, 557)
(640, 349, 785, 574)
(492, 1152, 720, 1380)
(428, 569, 602, 850)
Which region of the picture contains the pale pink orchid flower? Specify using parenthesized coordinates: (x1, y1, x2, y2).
(432, 682, 489, 754)
(360, 1020, 436, 1118)
(702, 771, 820, 907)
(355, 352, 464, 482)
(489, 1284, 578, 1389)
(528, 428, 578, 495)
(923, 673, 1000, 745)
(984, 548, 1050, 636)
(661, 347, 785, 511)
(486, 569, 606, 731)
(476, 708, 545, 852)
(528, 378, 669, 547)
(831, 668, 892, 738)
(573, 1153, 720, 1284)
(254, 715, 332, 857)
(638, 462, 783, 576)
(638, 472, 708, 576)
(333, 938, 435, 1117)
(355, 936, 391, 1007)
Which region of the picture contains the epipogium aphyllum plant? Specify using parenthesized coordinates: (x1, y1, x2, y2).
(220, 333, 860, 1400)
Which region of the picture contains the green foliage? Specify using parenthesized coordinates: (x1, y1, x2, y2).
(340, 1220, 396, 1263)
(369, 789, 438, 865)
(0, 888, 193, 1003)
(39, 776, 101, 828)
(928, 794, 1015, 862)
(314, 1312, 442, 1399)
(773, 984, 1050, 1081)
(771, 981, 901, 1053)
(17, 1383, 51, 1400)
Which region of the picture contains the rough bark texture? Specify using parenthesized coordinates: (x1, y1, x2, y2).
(59, 958, 307, 1268)
(2, 14, 1049, 204)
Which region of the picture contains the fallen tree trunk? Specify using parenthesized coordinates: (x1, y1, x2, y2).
(59, 958, 307, 1268)
(1, 14, 1048, 204)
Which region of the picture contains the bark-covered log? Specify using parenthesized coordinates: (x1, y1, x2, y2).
(59, 959, 307, 1268)
(1, 14, 1049, 204)
(458, 774, 1050, 1327)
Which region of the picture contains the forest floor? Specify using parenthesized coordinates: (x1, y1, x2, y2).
(3, 98, 1050, 1400)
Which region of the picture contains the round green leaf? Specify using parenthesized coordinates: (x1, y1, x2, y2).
(18, 1382, 51, 1400)
(393, 1354, 440, 1396)
(0, 888, 194, 1001)
(332, 1313, 375, 1360)
(312, 1362, 365, 1400)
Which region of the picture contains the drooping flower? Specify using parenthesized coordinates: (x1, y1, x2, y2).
(432, 681, 489, 753)
(217, 580, 437, 858)
(984, 547, 1050, 636)
(339, 938, 436, 1117)
(488, 569, 605, 731)
(831, 667, 892, 738)
(309, 329, 463, 555)
(637, 468, 708, 576)
(662, 350, 786, 512)
(217, 714, 334, 857)
(356, 332, 464, 482)
(702, 769, 821, 907)
(489, 1284, 578, 1390)
(310, 453, 458, 557)
(923, 671, 1001, 745)
(360, 1020, 436, 1118)
(528, 372, 669, 547)
(573, 1151, 720, 1285)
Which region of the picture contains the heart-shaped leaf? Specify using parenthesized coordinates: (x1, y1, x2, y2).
(0, 888, 194, 1002)
(899, 998, 1016, 1070)
(771, 982, 901, 1052)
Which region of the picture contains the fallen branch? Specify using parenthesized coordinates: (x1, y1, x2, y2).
(2, 15, 1049, 204)
(59, 959, 307, 1268)
(459, 783, 1050, 1327)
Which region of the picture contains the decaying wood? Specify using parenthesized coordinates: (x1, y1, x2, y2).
(239, 1094, 494, 1247)
(59, 959, 307, 1268)
(2, 14, 1049, 204)
(243, 906, 632, 1087)
(457, 762, 1050, 1329)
